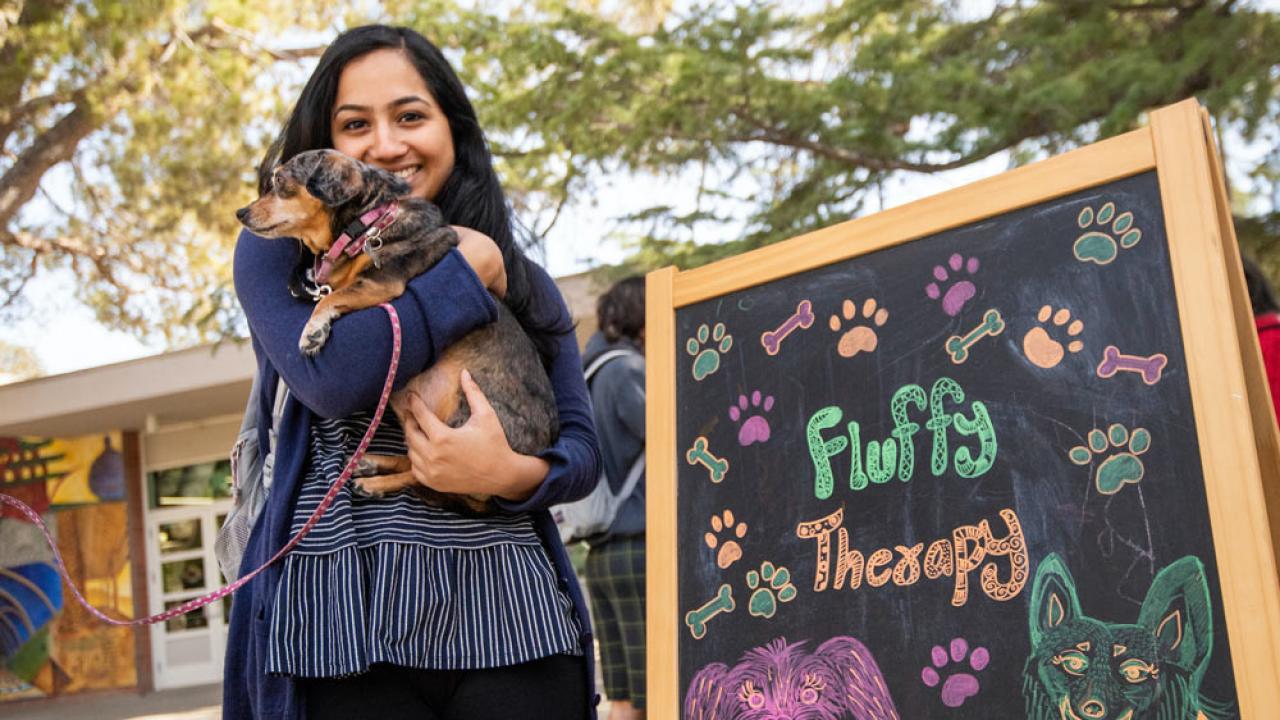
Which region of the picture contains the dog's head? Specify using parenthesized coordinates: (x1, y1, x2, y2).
(1024, 554, 1216, 720)
(235, 149, 411, 255)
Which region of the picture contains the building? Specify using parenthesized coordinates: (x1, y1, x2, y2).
(0, 270, 606, 704)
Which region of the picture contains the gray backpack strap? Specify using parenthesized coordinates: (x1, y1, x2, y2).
(616, 454, 645, 505)
(262, 376, 288, 491)
(585, 348, 644, 503)
(584, 348, 637, 383)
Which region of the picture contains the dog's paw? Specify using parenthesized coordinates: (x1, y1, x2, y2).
(353, 457, 380, 478)
(351, 477, 384, 498)
(299, 321, 331, 355)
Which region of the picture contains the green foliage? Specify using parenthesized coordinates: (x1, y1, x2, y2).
(0, 0, 347, 346)
(2, 0, 1278, 365)
(408, 0, 1280, 267)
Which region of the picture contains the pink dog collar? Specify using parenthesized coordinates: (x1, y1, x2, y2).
(313, 202, 399, 285)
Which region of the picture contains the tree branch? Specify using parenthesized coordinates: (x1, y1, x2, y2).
(0, 95, 99, 230)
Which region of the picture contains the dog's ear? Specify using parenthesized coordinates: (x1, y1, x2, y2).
(1029, 553, 1082, 646)
(362, 164, 412, 199)
(304, 150, 363, 207)
(1138, 556, 1213, 673)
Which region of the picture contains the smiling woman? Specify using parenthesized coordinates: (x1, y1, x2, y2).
(225, 24, 601, 720)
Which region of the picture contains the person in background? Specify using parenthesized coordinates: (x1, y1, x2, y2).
(581, 276, 647, 720)
(1244, 255, 1280, 429)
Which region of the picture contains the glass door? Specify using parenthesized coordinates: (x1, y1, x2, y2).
(144, 459, 233, 689)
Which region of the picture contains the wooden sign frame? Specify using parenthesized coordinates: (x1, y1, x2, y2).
(646, 98, 1280, 717)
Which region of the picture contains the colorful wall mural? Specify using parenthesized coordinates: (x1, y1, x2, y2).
(0, 431, 137, 702)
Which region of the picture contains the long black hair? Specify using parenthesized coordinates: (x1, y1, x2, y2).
(597, 276, 645, 343)
(258, 24, 570, 361)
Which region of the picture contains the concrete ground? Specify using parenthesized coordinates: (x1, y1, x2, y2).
(1, 683, 221, 720)
(2, 683, 624, 719)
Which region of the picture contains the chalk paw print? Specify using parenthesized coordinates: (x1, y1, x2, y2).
(728, 391, 774, 446)
(1069, 423, 1152, 495)
(925, 254, 980, 317)
(1073, 202, 1142, 265)
(1022, 305, 1084, 369)
(686, 323, 733, 380)
(921, 637, 990, 708)
(746, 561, 797, 619)
(829, 298, 888, 358)
(704, 509, 748, 569)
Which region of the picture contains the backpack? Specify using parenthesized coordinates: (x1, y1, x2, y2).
(214, 371, 288, 583)
(551, 348, 644, 545)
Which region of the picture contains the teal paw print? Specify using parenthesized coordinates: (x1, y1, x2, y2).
(746, 561, 797, 619)
(1073, 202, 1142, 265)
(686, 323, 733, 381)
(1068, 423, 1152, 495)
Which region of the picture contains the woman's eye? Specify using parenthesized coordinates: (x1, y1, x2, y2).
(340, 119, 367, 132)
(399, 111, 424, 123)
(1053, 650, 1089, 676)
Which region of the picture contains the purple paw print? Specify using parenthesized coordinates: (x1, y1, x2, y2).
(728, 391, 774, 446)
(921, 637, 989, 708)
(925, 254, 980, 316)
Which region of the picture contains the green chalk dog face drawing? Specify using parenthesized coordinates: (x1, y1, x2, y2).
(1023, 553, 1229, 720)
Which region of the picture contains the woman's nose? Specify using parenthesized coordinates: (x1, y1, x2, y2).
(368, 123, 406, 161)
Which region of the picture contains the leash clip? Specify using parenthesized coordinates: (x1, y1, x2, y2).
(306, 282, 332, 302)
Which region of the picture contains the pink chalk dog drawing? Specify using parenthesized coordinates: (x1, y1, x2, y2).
(685, 636, 901, 719)
(762, 300, 815, 356)
(1096, 345, 1167, 385)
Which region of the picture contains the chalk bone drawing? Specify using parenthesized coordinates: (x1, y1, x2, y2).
(947, 309, 1005, 364)
(686, 436, 729, 484)
(1096, 345, 1168, 385)
(685, 583, 735, 640)
(762, 300, 815, 356)
(685, 636, 901, 719)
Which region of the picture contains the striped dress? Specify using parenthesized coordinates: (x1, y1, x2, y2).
(266, 411, 582, 678)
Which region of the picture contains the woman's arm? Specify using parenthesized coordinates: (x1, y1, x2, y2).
(401, 263, 602, 510)
(234, 228, 502, 418)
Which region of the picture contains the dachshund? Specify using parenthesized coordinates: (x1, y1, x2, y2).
(236, 149, 559, 515)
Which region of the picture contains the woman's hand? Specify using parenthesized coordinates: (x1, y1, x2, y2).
(453, 226, 507, 299)
(402, 369, 549, 502)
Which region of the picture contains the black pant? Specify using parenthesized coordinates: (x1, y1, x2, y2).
(300, 654, 589, 720)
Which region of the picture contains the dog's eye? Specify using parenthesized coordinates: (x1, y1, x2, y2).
(1052, 650, 1089, 676)
(1118, 658, 1155, 683)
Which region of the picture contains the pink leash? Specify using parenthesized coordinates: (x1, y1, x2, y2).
(0, 303, 402, 627)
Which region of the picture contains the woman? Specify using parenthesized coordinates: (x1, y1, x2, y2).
(224, 25, 601, 720)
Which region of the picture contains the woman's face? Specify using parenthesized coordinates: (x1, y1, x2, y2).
(330, 48, 455, 202)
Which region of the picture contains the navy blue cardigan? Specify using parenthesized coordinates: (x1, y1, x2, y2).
(223, 229, 602, 719)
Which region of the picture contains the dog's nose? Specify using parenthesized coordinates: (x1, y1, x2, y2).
(235, 207, 250, 223)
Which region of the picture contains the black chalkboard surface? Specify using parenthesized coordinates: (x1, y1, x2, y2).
(647, 101, 1280, 719)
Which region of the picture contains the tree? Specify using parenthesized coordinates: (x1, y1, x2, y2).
(0, 0, 341, 345)
(2, 0, 1277, 360)
(407, 0, 1279, 270)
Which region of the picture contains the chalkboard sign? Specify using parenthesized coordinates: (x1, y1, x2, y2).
(646, 99, 1280, 718)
